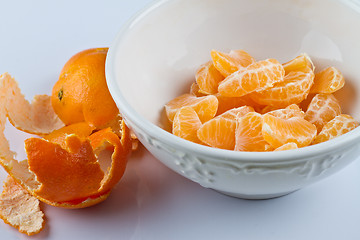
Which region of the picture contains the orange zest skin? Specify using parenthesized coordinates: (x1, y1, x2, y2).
(24, 124, 130, 207)
(43, 122, 95, 149)
(88, 125, 131, 195)
(56, 191, 111, 208)
(25, 135, 104, 203)
(218, 59, 285, 97)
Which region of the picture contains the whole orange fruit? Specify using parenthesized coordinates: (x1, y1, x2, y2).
(51, 48, 118, 128)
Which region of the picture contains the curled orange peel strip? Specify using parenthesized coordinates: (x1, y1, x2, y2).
(0, 176, 44, 236)
(43, 122, 95, 149)
(25, 124, 130, 205)
(89, 125, 131, 195)
(0, 73, 132, 209)
(25, 135, 105, 203)
(1, 73, 64, 135)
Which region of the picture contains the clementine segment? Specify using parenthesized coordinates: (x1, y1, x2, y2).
(197, 118, 235, 150)
(219, 105, 254, 120)
(262, 114, 317, 148)
(165, 93, 218, 123)
(265, 104, 305, 119)
(274, 142, 298, 151)
(304, 93, 341, 131)
(235, 112, 269, 152)
(189, 82, 260, 115)
(172, 107, 202, 144)
(282, 53, 314, 74)
(197, 106, 253, 150)
(215, 94, 255, 116)
(51, 48, 119, 129)
(312, 114, 359, 144)
(310, 66, 345, 94)
(189, 82, 205, 97)
(195, 61, 224, 94)
(211, 49, 255, 77)
(250, 67, 314, 107)
(218, 59, 285, 97)
(260, 105, 283, 114)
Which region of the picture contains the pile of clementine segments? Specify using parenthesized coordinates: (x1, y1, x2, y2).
(165, 49, 359, 152)
(0, 48, 133, 235)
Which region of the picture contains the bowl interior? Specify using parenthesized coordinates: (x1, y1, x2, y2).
(110, 0, 360, 130)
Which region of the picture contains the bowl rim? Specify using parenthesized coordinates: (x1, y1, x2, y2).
(105, 0, 360, 164)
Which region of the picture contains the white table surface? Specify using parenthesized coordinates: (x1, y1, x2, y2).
(0, 0, 360, 239)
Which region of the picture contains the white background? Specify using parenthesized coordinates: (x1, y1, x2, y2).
(0, 0, 360, 239)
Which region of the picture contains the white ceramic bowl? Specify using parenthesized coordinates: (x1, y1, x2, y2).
(106, 0, 360, 199)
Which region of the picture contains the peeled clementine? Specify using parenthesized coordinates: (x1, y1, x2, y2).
(51, 48, 119, 129)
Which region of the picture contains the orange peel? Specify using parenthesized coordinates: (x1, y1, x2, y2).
(23, 122, 130, 208)
(26, 135, 105, 203)
(43, 121, 95, 148)
(0, 73, 64, 135)
(0, 176, 44, 236)
(100, 113, 139, 151)
(0, 73, 132, 213)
